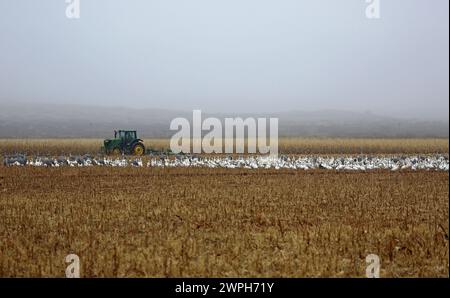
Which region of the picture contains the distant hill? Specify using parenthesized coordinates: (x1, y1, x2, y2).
(0, 103, 448, 138)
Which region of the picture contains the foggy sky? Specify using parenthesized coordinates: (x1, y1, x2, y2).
(0, 0, 448, 120)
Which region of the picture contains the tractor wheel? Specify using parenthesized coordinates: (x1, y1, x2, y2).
(133, 143, 145, 156)
(112, 148, 122, 155)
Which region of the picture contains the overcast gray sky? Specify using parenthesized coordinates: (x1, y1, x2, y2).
(0, 0, 448, 120)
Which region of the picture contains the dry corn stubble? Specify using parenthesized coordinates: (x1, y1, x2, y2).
(0, 166, 447, 277)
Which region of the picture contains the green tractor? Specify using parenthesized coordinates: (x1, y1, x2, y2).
(102, 130, 146, 156)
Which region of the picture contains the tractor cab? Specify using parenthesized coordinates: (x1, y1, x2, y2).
(115, 130, 136, 141)
(115, 130, 137, 146)
(103, 130, 145, 156)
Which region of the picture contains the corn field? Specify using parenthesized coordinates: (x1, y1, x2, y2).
(0, 165, 448, 277)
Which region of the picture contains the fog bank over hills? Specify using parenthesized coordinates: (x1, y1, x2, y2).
(0, 103, 448, 138)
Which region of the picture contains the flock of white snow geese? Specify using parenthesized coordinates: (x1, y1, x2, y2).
(3, 153, 449, 171)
